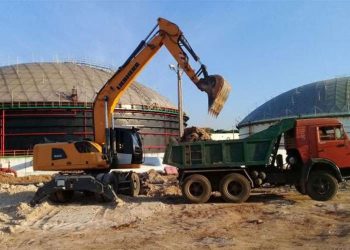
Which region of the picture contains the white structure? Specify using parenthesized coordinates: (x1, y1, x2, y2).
(210, 133, 239, 140)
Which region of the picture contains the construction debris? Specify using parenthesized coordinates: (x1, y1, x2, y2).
(181, 126, 211, 142)
(0, 168, 17, 177)
(139, 169, 181, 197)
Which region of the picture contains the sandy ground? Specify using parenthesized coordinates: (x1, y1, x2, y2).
(0, 172, 349, 250)
(0, 173, 52, 184)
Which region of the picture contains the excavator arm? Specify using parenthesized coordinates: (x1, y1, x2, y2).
(93, 17, 231, 145)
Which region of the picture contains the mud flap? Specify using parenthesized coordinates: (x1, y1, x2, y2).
(299, 161, 315, 195)
(30, 174, 117, 206)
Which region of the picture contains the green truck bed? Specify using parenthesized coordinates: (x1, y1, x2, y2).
(163, 119, 295, 169)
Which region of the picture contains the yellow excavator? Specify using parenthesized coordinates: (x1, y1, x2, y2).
(30, 18, 231, 205)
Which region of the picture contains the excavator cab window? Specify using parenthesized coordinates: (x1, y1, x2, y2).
(114, 128, 142, 153)
(114, 129, 132, 153)
(130, 129, 143, 163)
(113, 127, 143, 164)
(131, 130, 142, 151)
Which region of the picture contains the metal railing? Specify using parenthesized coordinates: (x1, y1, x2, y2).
(1, 149, 33, 157)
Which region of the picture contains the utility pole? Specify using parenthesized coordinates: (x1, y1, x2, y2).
(169, 64, 184, 138)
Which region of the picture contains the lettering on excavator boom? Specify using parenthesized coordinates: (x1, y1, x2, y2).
(117, 62, 140, 90)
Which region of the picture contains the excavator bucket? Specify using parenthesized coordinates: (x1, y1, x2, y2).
(196, 75, 231, 116)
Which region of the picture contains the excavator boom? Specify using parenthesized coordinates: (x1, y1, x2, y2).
(93, 17, 231, 145)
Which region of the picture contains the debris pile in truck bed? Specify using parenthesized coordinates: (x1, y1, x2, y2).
(181, 126, 211, 142)
(139, 169, 181, 197)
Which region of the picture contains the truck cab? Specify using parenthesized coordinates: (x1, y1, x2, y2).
(285, 118, 350, 172)
(282, 118, 350, 200)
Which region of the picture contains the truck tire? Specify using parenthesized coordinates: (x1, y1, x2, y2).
(182, 174, 212, 203)
(219, 173, 251, 203)
(306, 171, 338, 201)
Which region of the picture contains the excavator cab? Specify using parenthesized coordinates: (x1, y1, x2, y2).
(109, 127, 143, 168)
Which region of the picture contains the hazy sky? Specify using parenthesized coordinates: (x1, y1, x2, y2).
(1, 1, 349, 129)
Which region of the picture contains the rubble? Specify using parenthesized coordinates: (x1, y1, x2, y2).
(181, 126, 211, 142)
(139, 169, 181, 197)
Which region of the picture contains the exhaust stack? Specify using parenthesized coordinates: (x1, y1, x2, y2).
(196, 75, 231, 116)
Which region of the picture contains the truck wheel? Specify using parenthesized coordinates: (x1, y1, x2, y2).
(128, 172, 140, 197)
(306, 171, 338, 201)
(182, 174, 212, 203)
(219, 173, 251, 203)
(50, 190, 74, 203)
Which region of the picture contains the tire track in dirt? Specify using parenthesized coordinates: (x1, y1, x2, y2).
(29, 207, 60, 229)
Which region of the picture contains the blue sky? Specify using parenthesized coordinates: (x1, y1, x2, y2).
(1, 1, 350, 129)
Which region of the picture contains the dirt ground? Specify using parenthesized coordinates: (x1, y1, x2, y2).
(0, 173, 52, 184)
(0, 172, 349, 250)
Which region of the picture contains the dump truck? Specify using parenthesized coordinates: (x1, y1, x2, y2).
(163, 118, 350, 203)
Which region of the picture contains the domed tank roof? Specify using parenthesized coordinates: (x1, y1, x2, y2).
(0, 62, 175, 108)
(238, 77, 350, 128)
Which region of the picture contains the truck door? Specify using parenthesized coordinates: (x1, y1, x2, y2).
(308, 126, 318, 158)
(316, 125, 350, 168)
